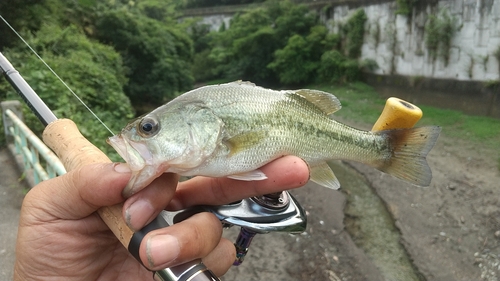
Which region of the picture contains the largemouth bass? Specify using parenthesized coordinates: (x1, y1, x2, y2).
(108, 81, 441, 197)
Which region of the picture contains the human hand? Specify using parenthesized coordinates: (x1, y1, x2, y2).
(14, 156, 309, 280)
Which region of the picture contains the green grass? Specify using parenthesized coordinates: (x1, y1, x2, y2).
(313, 82, 386, 124)
(310, 82, 500, 147)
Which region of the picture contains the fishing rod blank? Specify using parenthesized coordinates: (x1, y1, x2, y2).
(0, 52, 57, 126)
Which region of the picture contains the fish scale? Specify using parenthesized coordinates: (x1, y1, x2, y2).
(108, 81, 441, 197)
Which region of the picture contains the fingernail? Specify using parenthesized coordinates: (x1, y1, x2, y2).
(114, 163, 131, 173)
(125, 199, 155, 231)
(146, 234, 180, 269)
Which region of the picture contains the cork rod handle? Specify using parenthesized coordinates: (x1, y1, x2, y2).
(42, 118, 134, 247)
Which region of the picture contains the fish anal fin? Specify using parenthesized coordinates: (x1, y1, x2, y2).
(224, 130, 267, 156)
(376, 126, 441, 187)
(227, 169, 268, 181)
(310, 161, 341, 190)
(294, 89, 342, 115)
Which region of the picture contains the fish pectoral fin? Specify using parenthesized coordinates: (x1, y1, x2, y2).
(309, 161, 341, 190)
(294, 89, 342, 116)
(227, 169, 268, 181)
(224, 130, 267, 156)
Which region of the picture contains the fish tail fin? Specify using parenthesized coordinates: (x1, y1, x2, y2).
(376, 126, 441, 187)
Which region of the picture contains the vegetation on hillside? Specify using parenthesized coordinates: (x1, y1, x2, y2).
(0, 0, 498, 168)
(191, 1, 371, 86)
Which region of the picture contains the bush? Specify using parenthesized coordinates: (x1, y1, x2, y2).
(425, 9, 457, 65)
(95, 10, 194, 107)
(1, 24, 134, 156)
(268, 25, 339, 85)
(268, 35, 317, 84)
(318, 51, 363, 83)
(344, 9, 367, 59)
(206, 1, 319, 85)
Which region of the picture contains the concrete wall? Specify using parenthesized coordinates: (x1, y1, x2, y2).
(364, 73, 500, 118)
(196, 14, 232, 31)
(320, 0, 500, 81)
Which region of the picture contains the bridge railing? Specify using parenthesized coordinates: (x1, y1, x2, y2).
(1, 101, 66, 186)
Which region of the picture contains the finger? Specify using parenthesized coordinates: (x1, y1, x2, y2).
(168, 156, 309, 210)
(123, 173, 179, 231)
(202, 238, 236, 276)
(24, 163, 131, 220)
(140, 212, 223, 271)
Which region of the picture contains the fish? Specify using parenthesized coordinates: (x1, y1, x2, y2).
(108, 81, 441, 197)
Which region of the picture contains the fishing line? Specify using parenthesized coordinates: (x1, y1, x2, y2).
(0, 15, 115, 136)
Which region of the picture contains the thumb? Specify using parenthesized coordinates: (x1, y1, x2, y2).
(23, 163, 131, 221)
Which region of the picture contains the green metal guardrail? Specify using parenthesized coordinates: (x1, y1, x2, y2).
(2, 101, 66, 185)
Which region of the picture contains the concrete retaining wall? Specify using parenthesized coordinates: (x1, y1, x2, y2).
(327, 0, 500, 81)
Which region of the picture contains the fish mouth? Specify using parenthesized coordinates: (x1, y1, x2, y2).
(107, 135, 151, 171)
(107, 135, 169, 197)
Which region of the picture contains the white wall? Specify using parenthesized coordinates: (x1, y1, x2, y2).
(324, 0, 500, 81)
(195, 14, 232, 31)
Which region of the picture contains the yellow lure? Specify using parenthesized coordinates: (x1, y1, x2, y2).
(372, 97, 423, 132)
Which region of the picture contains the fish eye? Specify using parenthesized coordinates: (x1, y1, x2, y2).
(137, 116, 159, 138)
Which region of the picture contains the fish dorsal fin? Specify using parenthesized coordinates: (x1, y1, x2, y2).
(294, 89, 342, 115)
(309, 161, 341, 190)
(227, 169, 268, 181)
(224, 130, 267, 156)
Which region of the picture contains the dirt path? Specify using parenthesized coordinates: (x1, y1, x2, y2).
(351, 133, 500, 281)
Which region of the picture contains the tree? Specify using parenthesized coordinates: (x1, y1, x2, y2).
(205, 0, 319, 86)
(269, 25, 338, 85)
(1, 24, 134, 156)
(94, 10, 194, 110)
(0, 0, 60, 50)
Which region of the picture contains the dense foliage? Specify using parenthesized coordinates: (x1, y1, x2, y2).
(94, 10, 194, 109)
(0, 24, 134, 155)
(395, 0, 417, 16)
(192, 1, 370, 86)
(0, 0, 373, 150)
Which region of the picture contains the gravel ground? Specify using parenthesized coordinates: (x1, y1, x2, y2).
(0, 147, 26, 280)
